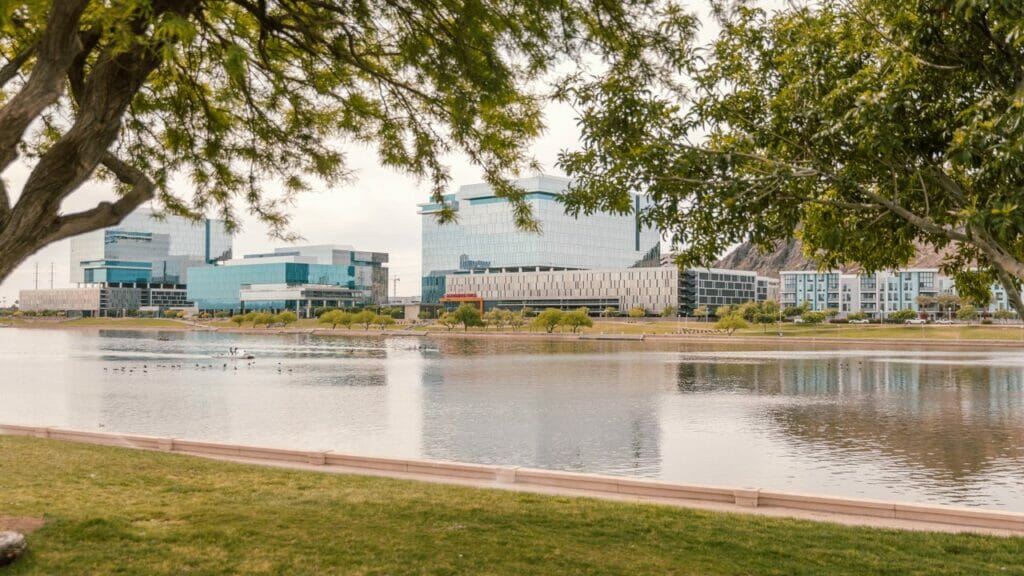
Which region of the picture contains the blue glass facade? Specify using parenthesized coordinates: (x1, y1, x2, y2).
(187, 263, 358, 311)
(187, 245, 388, 312)
(419, 175, 662, 303)
(81, 260, 152, 283)
(69, 209, 232, 285)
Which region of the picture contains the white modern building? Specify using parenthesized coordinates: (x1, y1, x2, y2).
(419, 174, 662, 303)
(781, 268, 1010, 318)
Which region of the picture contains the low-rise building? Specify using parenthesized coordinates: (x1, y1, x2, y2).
(781, 268, 1011, 318)
(19, 286, 142, 316)
(186, 245, 388, 316)
(442, 266, 775, 316)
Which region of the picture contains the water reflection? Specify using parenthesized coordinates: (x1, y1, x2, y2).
(419, 351, 663, 475)
(1, 330, 1023, 510)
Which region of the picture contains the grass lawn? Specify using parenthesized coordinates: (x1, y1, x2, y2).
(2, 436, 1023, 575)
(731, 323, 1024, 341)
(56, 318, 188, 329)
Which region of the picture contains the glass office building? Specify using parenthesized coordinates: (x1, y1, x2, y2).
(187, 245, 388, 314)
(419, 175, 662, 303)
(69, 208, 232, 284)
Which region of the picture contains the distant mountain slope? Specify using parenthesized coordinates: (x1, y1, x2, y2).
(714, 239, 949, 278)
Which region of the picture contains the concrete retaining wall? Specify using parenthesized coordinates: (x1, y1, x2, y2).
(4, 423, 1022, 533)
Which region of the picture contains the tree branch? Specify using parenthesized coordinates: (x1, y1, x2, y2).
(0, 0, 89, 173)
(42, 154, 157, 245)
(0, 42, 36, 90)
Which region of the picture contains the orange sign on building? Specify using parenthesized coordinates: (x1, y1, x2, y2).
(439, 293, 484, 314)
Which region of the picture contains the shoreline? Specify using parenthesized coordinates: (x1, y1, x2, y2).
(3, 423, 1022, 536)
(8, 319, 1024, 348)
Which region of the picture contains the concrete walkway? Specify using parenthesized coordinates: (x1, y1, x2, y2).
(5, 424, 1022, 538)
(196, 451, 1022, 538)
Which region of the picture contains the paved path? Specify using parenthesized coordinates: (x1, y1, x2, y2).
(187, 450, 1023, 538)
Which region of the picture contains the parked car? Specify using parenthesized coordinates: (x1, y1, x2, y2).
(905, 318, 927, 324)
(935, 319, 955, 325)
(849, 319, 870, 324)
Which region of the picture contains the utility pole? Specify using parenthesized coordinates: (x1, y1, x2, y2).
(50, 262, 54, 289)
(34, 262, 38, 289)
(391, 276, 400, 302)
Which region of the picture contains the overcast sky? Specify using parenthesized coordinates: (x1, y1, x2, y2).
(0, 100, 587, 305)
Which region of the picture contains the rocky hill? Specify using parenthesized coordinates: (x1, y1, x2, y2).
(714, 239, 949, 277)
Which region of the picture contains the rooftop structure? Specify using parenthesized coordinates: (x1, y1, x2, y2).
(69, 208, 232, 285)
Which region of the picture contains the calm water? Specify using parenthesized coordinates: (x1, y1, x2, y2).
(2, 328, 1023, 510)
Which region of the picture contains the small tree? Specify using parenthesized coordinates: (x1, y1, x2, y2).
(660, 305, 677, 318)
(438, 312, 459, 332)
(318, 310, 344, 329)
(824, 308, 840, 319)
(601, 306, 618, 318)
(484, 308, 507, 331)
(715, 314, 749, 336)
(692, 305, 709, 320)
(230, 314, 246, 327)
(533, 308, 564, 333)
(560, 307, 594, 333)
(508, 310, 527, 332)
(163, 309, 179, 318)
(800, 311, 827, 325)
(338, 311, 355, 330)
(957, 305, 979, 323)
(736, 301, 759, 322)
(354, 310, 377, 330)
(993, 309, 1017, 323)
(275, 311, 298, 327)
(753, 312, 776, 333)
(847, 312, 867, 321)
(417, 309, 433, 321)
(374, 314, 396, 330)
(521, 306, 535, 318)
(450, 303, 483, 331)
(915, 295, 936, 310)
(888, 309, 918, 323)
(628, 307, 646, 319)
(714, 305, 733, 319)
(936, 294, 962, 320)
(252, 312, 275, 328)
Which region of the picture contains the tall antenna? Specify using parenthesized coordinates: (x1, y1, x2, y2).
(391, 276, 400, 300)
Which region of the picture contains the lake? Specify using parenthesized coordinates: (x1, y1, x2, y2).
(2, 328, 1022, 510)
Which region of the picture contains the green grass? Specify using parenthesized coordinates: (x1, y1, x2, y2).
(731, 323, 1024, 341)
(2, 437, 1023, 575)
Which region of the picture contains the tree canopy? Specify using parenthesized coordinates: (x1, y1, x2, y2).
(559, 0, 1024, 316)
(0, 0, 689, 282)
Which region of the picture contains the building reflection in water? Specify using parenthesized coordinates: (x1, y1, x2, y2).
(419, 339, 663, 476)
(663, 352, 1024, 507)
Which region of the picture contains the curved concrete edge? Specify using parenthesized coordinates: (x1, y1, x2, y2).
(4, 423, 1023, 535)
